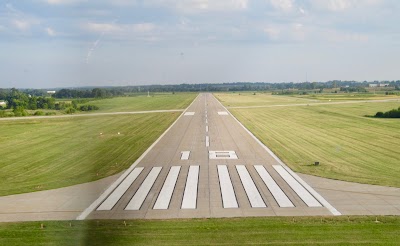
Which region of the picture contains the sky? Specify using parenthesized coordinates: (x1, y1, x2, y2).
(0, 0, 399, 88)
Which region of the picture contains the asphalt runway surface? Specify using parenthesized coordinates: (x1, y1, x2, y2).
(83, 93, 339, 219)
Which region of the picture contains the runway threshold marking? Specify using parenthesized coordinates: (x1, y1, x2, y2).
(217, 165, 239, 208)
(273, 165, 322, 207)
(153, 166, 181, 210)
(181, 165, 199, 209)
(254, 165, 294, 208)
(97, 167, 144, 211)
(125, 167, 162, 210)
(236, 165, 266, 208)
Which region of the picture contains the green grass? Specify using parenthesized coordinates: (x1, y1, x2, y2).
(224, 98, 400, 187)
(1, 216, 399, 245)
(292, 93, 400, 101)
(0, 113, 179, 196)
(215, 92, 317, 107)
(79, 93, 197, 113)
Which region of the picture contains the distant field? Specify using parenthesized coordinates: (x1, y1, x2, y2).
(292, 93, 400, 101)
(80, 93, 197, 113)
(0, 113, 179, 196)
(215, 92, 317, 107)
(1, 216, 399, 245)
(215, 93, 400, 187)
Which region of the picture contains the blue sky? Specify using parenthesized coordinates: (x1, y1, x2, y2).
(0, 0, 399, 88)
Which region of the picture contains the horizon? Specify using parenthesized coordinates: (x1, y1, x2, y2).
(1, 0, 400, 88)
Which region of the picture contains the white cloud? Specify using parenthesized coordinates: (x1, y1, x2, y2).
(264, 26, 281, 40)
(43, 0, 87, 5)
(269, 0, 294, 11)
(12, 19, 31, 30)
(309, 0, 383, 11)
(45, 27, 56, 36)
(84, 22, 156, 34)
(147, 0, 248, 12)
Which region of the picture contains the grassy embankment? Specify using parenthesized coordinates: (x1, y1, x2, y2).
(216, 92, 400, 187)
(1, 216, 399, 245)
(0, 93, 197, 196)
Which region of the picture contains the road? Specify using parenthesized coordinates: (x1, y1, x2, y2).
(81, 93, 339, 219)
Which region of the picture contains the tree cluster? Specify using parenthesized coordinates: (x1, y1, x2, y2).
(374, 107, 400, 118)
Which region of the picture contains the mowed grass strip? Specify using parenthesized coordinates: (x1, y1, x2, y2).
(1, 216, 399, 245)
(81, 93, 197, 113)
(0, 113, 179, 196)
(215, 92, 319, 107)
(229, 102, 400, 187)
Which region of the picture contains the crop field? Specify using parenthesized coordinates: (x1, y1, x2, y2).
(1, 216, 399, 245)
(0, 113, 179, 196)
(216, 93, 400, 187)
(79, 93, 197, 113)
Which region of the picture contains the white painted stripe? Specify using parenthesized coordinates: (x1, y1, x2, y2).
(205, 119, 208, 124)
(181, 165, 199, 209)
(184, 112, 195, 116)
(206, 136, 210, 147)
(153, 166, 181, 210)
(209, 151, 238, 160)
(125, 167, 162, 210)
(236, 165, 266, 208)
(213, 95, 341, 216)
(97, 167, 144, 211)
(218, 111, 229, 115)
(206, 125, 209, 132)
(273, 165, 321, 207)
(181, 151, 190, 160)
(76, 94, 200, 220)
(217, 165, 238, 208)
(254, 165, 294, 208)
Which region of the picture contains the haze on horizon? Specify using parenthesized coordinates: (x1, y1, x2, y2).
(0, 0, 399, 89)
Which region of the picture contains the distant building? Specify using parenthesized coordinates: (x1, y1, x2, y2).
(369, 83, 389, 88)
(47, 91, 56, 94)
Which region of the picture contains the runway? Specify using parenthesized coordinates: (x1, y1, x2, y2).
(83, 93, 339, 219)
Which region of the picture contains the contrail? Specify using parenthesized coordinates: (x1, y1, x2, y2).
(86, 19, 118, 64)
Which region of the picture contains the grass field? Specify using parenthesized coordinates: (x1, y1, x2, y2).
(79, 93, 197, 113)
(216, 93, 400, 187)
(0, 113, 179, 196)
(1, 216, 399, 245)
(215, 92, 400, 108)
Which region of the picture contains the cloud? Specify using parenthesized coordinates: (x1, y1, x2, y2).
(269, 0, 294, 11)
(85, 22, 122, 33)
(12, 19, 31, 30)
(309, 0, 383, 11)
(42, 0, 87, 5)
(84, 22, 155, 34)
(146, 0, 248, 12)
(45, 27, 56, 36)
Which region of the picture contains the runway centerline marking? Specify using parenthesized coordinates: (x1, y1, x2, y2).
(125, 167, 162, 210)
(206, 136, 210, 147)
(181, 151, 190, 160)
(97, 167, 144, 211)
(236, 165, 266, 208)
(217, 165, 239, 208)
(181, 165, 199, 209)
(153, 166, 181, 210)
(254, 165, 294, 208)
(273, 165, 322, 207)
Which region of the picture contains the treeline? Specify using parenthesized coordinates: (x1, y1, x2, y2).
(0, 88, 99, 117)
(54, 88, 124, 98)
(374, 107, 400, 118)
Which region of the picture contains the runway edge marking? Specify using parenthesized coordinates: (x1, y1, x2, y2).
(213, 94, 342, 216)
(76, 94, 200, 220)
